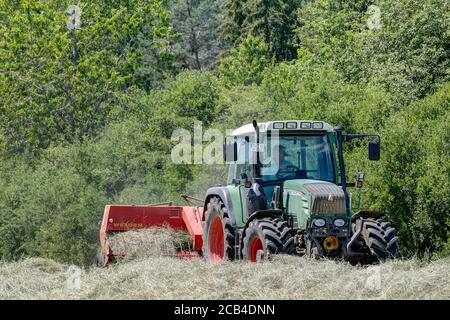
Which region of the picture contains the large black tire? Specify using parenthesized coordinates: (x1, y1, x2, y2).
(202, 197, 235, 262)
(361, 218, 398, 262)
(242, 217, 295, 262)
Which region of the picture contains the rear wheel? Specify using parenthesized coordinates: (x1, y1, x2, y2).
(361, 218, 398, 262)
(242, 217, 295, 262)
(202, 197, 235, 262)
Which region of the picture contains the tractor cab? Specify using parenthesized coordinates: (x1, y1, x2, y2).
(226, 120, 338, 216)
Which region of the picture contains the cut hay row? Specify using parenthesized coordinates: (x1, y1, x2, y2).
(106, 228, 193, 259)
(1, 255, 449, 300)
(1, 228, 449, 300)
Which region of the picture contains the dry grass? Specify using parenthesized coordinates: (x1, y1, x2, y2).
(0, 228, 449, 300)
(107, 228, 193, 259)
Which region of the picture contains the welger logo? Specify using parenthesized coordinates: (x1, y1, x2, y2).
(112, 223, 144, 228)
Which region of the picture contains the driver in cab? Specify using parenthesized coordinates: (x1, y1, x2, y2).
(261, 144, 294, 178)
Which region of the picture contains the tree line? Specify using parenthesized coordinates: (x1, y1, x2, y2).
(0, 0, 448, 264)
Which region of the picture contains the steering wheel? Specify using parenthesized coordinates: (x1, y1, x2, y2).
(275, 165, 301, 180)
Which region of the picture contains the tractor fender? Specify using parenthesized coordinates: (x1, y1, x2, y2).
(203, 187, 237, 228)
(351, 210, 384, 222)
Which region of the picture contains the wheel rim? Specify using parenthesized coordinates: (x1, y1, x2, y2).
(248, 236, 264, 262)
(208, 215, 224, 262)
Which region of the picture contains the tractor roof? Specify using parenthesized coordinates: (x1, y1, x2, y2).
(230, 120, 334, 137)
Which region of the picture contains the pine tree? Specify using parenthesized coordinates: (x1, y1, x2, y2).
(243, 0, 300, 61)
(220, 0, 302, 61)
(170, 0, 224, 70)
(220, 0, 247, 45)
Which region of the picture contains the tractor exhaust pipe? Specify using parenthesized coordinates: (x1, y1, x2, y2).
(252, 120, 261, 178)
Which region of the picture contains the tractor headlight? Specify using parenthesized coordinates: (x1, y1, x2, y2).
(333, 218, 346, 227)
(273, 122, 284, 129)
(313, 218, 326, 227)
(312, 122, 324, 129)
(300, 122, 311, 129)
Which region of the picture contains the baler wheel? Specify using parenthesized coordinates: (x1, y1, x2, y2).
(202, 197, 235, 262)
(242, 217, 295, 262)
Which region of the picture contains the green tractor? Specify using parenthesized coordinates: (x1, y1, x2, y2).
(201, 120, 398, 264)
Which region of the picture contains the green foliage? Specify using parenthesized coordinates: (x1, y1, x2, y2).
(0, 0, 176, 154)
(170, 0, 224, 70)
(0, 149, 108, 264)
(296, 0, 450, 102)
(158, 71, 220, 125)
(220, 0, 246, 45)
(218, 35, 270, 86)
(258, 59, 398, 132)
(217, 84, 262, 128)
(373, 84, 449, 255)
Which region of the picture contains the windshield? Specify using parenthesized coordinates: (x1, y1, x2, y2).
(260, 134, 335, 183)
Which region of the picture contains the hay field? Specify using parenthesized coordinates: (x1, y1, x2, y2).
(0, 229, 449, 300)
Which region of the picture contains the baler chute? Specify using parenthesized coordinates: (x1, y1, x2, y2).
(98, 203, 204, 266)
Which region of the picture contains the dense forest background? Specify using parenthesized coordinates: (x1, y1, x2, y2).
(0, 0, 448, 265)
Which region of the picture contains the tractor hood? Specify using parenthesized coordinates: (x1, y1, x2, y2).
(282, 179, 347, 229)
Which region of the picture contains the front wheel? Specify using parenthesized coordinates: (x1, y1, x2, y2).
(242, 217, 295, 262)
(352, 218, 399, 264)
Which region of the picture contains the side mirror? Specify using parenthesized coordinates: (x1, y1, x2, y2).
(368, 141, 380, 161)
(223, 141, 238, 162)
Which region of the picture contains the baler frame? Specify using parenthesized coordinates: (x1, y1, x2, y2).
(99, 203, 204, 266)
